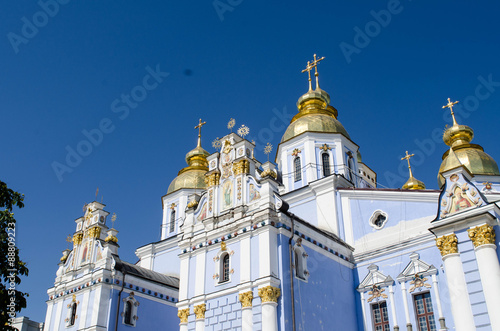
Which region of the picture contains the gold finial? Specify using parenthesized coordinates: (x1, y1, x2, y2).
(301, 61, 314, 91)
(264, 142, 273, 162)
(194, 118, 206, 147)
(111, 213, 117, 229)
(212, 137, 222, 151)
(237, 125, 250, 138)
(401, 151, 415, 178)
(442, 98, 459, 126)
(66, 235, 73, 249)
(227, 118, 235, 132)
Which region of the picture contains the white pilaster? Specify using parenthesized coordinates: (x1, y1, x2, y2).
(78, 290, 90, 329)
(43, 301, 54, 330)
(389, 285, 399, 330)
(305, 140, 316, 183)
(179, 256, 190, 300)
(474, 244, 500, 330)
(442, 253, 475, 331)
(400, 282, 412, 330)
(53, 300, 63, 330)
(359, 292, 368, 331)
(194, 251, 206, 296)
(431, 274, 446, 330)
(240, 236, 251, 283)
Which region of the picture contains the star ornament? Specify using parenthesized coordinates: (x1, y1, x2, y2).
(212, 137, 222, 150)
(227, 118, 236, 131)
(237, 125, 250, 138)
(264, 143, 273, 155)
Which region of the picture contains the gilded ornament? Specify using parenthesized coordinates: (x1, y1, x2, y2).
(258, 286, 281, 303)
(233, 160, 249, 175)
(194, 304, 206, 319)
(237, 125, 250, 138)
(483, 182, 492, 191)
(222, 140, 233, 154)
(367, 285, 388, 302)
(264, 142, 273, 162)
(205, 173, 220, 187)
(408, 274, 432, 293)
(261, 169, 277, 179)
(187, 200, 199, 209)
(292, 148, 301, 157)
(320, 143, 331, 151)
(209, 189, 213, 212)
(237, 177, 242, 200)
(212, 138, 222, 151)
(221, 241, 227, 251)
(227, 118, 235, 132)
(435, 234, 458, 257)
(239, 291, 253, 308)
(177, 308, 190, 323)
(105, 234, 118, 243)
(468, 224, 496, 247)
(73, 233, 83, 245)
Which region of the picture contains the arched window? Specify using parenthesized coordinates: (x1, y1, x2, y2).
(69, 303, 77, 326)
(294, 157, 302, 182)
(221, 253, 230, 283)
(124, 301, 132, 325)
(322, 153, 331, 177)
(169, 209, 176, 233)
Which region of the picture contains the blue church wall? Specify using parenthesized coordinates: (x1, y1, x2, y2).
(203, 293, 243, 331)
(355, 244, 455, 330)
(456, 229, 491, 329)
(107, 288, 178, 331)
(204, 241, 241, 294)
(348, 199, 437, 242)
(152, 246, 180, 276)
(276, 234, 359, 331)
(289, 199, 318, 228)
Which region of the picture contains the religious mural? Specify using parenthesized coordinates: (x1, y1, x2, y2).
(222, 180, 233, 210)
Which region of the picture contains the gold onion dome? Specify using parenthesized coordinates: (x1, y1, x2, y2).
(167, 120, 210, 194)
(401, 151, 425, 190)
(281, 87, 349, 142)
(437, 121, 499, 188)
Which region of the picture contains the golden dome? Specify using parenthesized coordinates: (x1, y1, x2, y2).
(438, 123, 499, 188)
(167, 138, 210, 194)
(402, 176, 426, 190)
(281, 87, 350, 143)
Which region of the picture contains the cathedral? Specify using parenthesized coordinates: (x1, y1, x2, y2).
(42, 55, 500, 331)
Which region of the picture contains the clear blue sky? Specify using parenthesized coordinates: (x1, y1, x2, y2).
(2, 0, 499, 322)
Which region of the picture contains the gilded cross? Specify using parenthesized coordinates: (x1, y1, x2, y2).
(442, 98, 459, 126)
(401, 151, 415, 177)
(195, 118, 206, 138)
(311, 54, 325, 89)
(301, 61, 314, 91)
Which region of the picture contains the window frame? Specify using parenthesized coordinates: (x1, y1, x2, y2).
(169, 209, 176, 233)
(220, 252, 230, 283)
(122, 292, 139, 327)
(294, 157, 302, 182)
(413, 291, 436, 331)
(370, 300, 390, 331)
(322, 153, 331, 177)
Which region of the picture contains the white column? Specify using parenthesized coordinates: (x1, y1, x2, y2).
(180, 323, 188, 331)
(178, 308, 189, 331)
(359, 292, 368, 331)
(258, 286, 280, 331)
(195, 319, 205, 331)
(442, 253, 475, 331)
(242, 307, 253, 331)
(431, 274, 446, 330)
(474, 243, 500, 329)
(389, 285, 399, 330)
(400, 282, 412, 330)
(261, 302, 278, 331)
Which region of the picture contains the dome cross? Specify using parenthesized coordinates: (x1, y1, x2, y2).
(401, 151, 415, 178)
(442, 98, 459, 126)
(194, 118, 206, 147)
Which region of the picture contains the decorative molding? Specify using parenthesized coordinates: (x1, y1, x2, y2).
(73, 233, 83, 245)
(187, 200, 199, 209)
(239, 291, 253, 308)
(435, 234, 458, 257)
(292, 148, 301, 157)
(408, 274, 432, 293)
(367, 285, 388, 302)
(205, 172, 220, 187)
(194, 304, 206, 320)
(258, 286, 281, 303)
(261, 169, 277, 179)
(319, 143, 331, 151)
(233, 159, 249, 175)
(468, 224, 496, 247)
(357, 264, 393, 293)
(177, 308, 190, 323)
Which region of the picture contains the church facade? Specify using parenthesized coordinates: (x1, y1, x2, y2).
(43, 56, 500, 331)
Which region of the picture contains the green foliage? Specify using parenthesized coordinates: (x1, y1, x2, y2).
(0, 181, 28, 330)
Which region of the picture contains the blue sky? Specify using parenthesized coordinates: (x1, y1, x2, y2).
(1, 0, 499, 322)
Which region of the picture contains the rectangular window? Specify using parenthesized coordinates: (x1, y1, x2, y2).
(413, 292, 436, 331)
(371, 301, 390, 331)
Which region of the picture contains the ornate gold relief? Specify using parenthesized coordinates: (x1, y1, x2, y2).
(187, 200, 199, 209)
(205, 172, 220, 187)
(87, 226, 101, 239)
(233, 160, 249, 175)
(73, 233, 83, 245)
(194, 304, 206, 320)
(261, 169, 277, 179)
(239, 291, 253, 308)
(408, 274, 432, 293)
(367, 285, 388, 302)
(468, 224, 496, 247)
(177, 308, 190, 323)
(258, 286, 281, 303)
(435, 234, 458, 257)
(221, 241, 227, 251)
